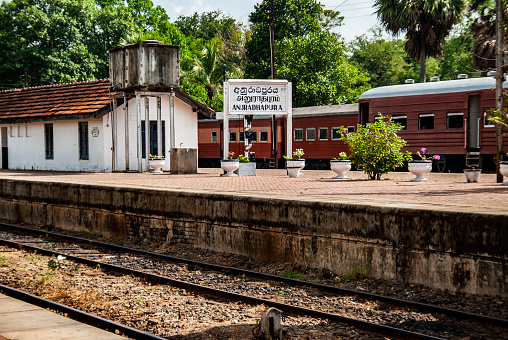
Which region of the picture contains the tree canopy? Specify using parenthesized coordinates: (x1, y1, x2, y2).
(374, 0, 467, 82)
(276, 30, 369, 106)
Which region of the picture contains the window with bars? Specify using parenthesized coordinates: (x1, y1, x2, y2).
(44, 123, 54, 160)
(79, 122, 89, 160)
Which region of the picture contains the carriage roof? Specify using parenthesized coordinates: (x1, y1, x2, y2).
(359, 76, 508, 100)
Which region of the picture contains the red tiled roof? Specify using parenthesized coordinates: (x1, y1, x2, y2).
(0, 79, 112, 123)
(0, 79, 215, 123)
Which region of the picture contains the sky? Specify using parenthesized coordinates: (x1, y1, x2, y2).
(153, 0, 383, 42)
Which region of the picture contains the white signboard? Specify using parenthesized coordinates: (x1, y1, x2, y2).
(229, 83, 287, 114)
(223, 79, 292, 159)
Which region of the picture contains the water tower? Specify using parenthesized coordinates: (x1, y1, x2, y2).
(108, 41, 190, 173)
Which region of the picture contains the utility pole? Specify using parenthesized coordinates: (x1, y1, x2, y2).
(495, 0, 504, 183)
(269, 0, 275, 79)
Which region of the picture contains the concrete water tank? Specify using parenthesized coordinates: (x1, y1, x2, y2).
(109, 40, 180, 91)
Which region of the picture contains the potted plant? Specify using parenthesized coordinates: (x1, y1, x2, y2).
(148, 155, 165, 173)
(330, 152, 351, 179)
(408, 148, 440, 181)
(501, 153, 508, 185)
(464, 166, 482, 183)
(284, 149, 305, 177)
(234, 154, 256, 176)
(221, 151, 240, 177)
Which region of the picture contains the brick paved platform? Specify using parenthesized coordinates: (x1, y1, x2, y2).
(0, 168, 506, 215)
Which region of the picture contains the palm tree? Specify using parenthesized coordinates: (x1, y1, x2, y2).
(182, 37, 241, 108)
(374, 0, 466, 82)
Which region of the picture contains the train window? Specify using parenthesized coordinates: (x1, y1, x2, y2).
(484, 111, 495, 127)
(229, 131, 237, 143)
(260, 130, 268, 142)
(306, 128, 316, 141)
(211, 131, 217, 143)
(319, 127, 328, 141)
(294, 128, 303, 141)
(347, 126, 355, 133)
(419, 114, 434, 130)
(250, 130, 257, 142)
(239, 131, 245, 142)
(392, 116, 407, 129)
(447, 113, 463, 129)
(331, 127, 341, 140)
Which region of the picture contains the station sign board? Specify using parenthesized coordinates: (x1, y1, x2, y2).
(227, 79, 289, 115)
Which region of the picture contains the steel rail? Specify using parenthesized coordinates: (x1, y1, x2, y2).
(0, 284, 166, 340)
(0, 236, 443, 340)
(2, 222, 507, 331)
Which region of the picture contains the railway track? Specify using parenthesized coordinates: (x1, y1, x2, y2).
(0, 222, 507, 340)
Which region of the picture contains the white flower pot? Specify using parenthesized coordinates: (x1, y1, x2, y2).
(221, 159, 239, 177)
(330, 160, 351, 179)
(500, 161, 508, 185)
(286, 159, 305, 177)
(148, 159, 165, 173)
(464, 169, 481, 183)
(287, 166, 301, 178)
(408, 160, 432, 181)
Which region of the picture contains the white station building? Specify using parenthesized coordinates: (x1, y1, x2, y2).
(0, 41, 215, 173)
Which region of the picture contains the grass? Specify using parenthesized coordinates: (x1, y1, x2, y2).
(338, 264, 372, 282)
(279, 270, 307, 280)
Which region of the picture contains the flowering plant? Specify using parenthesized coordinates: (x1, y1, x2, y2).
(284, 148, 304, 160)
(416, 148, 440, 161)
(227, 151, 235, 160)
(149, 154, 164, 159)
(333, 152, 349, 160)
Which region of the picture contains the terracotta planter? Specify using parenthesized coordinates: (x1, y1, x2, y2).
(463, 169, 481, 183)
(330, 160, 351, 179)
(221, 159, 239, 177)
(148, 159, 165, 173)
(408, 160, 432, 181)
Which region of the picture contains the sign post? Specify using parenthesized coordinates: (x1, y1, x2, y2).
(223, 79, 292, 160)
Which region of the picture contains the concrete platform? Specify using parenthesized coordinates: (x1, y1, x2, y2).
(0, 293, 124, 340)
(0, 168, 506, 214)
(0, 168, 507, 297)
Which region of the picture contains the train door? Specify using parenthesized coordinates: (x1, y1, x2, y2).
(468, 95, 481, 149)
(466, 95, 481, 168)
(1, 127, 7, 169)
(219, 122, 224, 159)
(359, 102, 369, 125)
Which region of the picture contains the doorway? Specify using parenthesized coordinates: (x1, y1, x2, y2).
(1, 127, 7, 169)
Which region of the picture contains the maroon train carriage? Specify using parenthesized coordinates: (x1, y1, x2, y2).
(197, 104, 357, 169)
(359, 75, 508, 173)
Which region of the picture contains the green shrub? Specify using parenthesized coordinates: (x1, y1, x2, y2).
(341, 114, 412, 180)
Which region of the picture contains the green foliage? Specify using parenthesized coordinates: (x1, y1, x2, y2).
(181, 37, 241, 111)
(338, 264, 372, 282)
(276, 30, 370, 106)
(175, 10, 248, 69)
(0, 254, 6, 266)
(349, 30, 407, 88)
(374, 0, 467, 82)
(245, 0, 323, 79)
(341, 115, 412, 180)
(237, 155, 250, 163)
(279, 270, 307, 280)
(487, 91, 508, 128)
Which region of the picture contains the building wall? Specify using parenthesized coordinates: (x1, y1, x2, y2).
(113, 95, 198, 172)
(0, 95, 198, 173)
(0, 119, 109, 172)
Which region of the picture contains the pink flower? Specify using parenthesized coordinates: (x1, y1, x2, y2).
(421, 148, 427, 153)
(433, 155, 440, 160)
